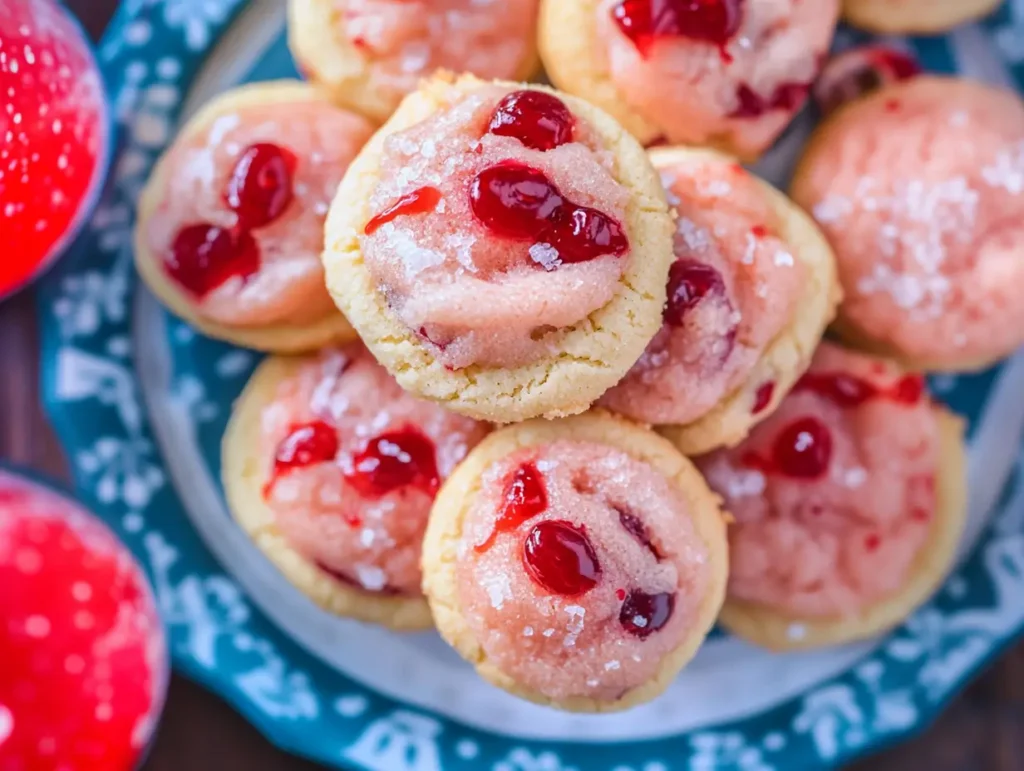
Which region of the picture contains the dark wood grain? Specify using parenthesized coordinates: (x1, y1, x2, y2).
(0, 1, 1018, 768)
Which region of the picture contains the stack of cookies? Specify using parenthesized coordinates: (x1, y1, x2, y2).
(134, 0, 1024, 712)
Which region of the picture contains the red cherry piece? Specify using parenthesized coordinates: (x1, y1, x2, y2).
(165, 224, 260, 299)
(619, 589, 675, 638)
(522, 520, 601, 596)
(795, 372, 925, 408)
(0, 474, 167, 770)
(476, 462, 548, 553)
(487, 90, 575, 151)
(0, 0, 109, 297)
(892, 375, 925, 405)
(772, 416, 833, 479)
(470, 161, 628, 265)
(618, 509, 660, 559)
(752, 381, 775, 414)
(664, 259, 727, 327)
(364, 186, 443, 235)
(611, 0, 744, 57)
(345, 426, 440, 499)
(814, 46, 922, 114)
(224, 143, 298, 230)
(265, 420, 339, 496)
(730, 82, 812, 119)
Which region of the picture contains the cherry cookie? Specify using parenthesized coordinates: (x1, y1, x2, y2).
(323, 73, 675, 423)
(600, 147, 839, 455)
(288, 0, 541, 123)
(422, 412, 728, 712)
(222, 344, 489, 630)
(0, 470, 167, 768)
(136, 81, 375, 353)
(792, 76, 1024, 371)
(842, 0, 1002, 34)
(696, 342, 966, 650)
(538, 0, 840, 160)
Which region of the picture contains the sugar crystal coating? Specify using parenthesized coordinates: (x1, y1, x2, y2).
(597, 0, 839, 156)
(601, 156, 803, 425)
(360, 84, 631, 369)
(260, 346, 489, 595)
(697, 342, 938, 617)
(796, 77, 1024, 366)
(455, 441, 709, 701)
(144, 93, 374, 327)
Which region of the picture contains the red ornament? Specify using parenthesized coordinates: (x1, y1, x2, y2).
(0, 470, 167, 770)
(0, 0, 109, 298)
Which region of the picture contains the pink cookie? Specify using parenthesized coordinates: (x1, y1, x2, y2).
(697, 342, 967, 650)
(601, 147, 839, 454)
(289, 0, 541, 122)
(423, 413, 728, 712)
(0, 470, 167, 769)
(223, 344, 489, 630)
(323, 74, 675, 422)
(540, 0, 840, 159)
(793, 76, 1024, 371)
(136, 80, 376, 352)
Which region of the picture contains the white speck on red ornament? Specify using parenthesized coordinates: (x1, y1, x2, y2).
(0, 470, 168, 769)
(0, 0, 108, 297)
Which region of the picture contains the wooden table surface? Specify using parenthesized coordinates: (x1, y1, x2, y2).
(2, 2, 1022, 769)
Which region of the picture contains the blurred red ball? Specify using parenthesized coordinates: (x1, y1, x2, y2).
(0, 470, 168, 770)
(0, 0, 109, 298)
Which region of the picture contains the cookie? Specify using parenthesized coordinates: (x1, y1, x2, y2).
(600, 146, 840, 455)
(696, 342, 967, 651)
(842, 0, 1002, 34)
(323, 73, 675, 422)
(538, 0, 840, 160)
(792, 76, 1024, 371)
(136, 80, 374, 353)
(222, 345, 489, 630)
(288, 0, 541, 123)
(421, 411, 729, 712)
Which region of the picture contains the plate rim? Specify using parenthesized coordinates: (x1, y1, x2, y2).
(37, 1, 1024, 769)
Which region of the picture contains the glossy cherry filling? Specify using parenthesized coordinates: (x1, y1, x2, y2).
(664, 259, 729, 327)
(344, 426, 440, 499)
(522, 520, 601, 596)
(224, 142, 298, 230)
(752, 381, 775, 414)
(166, 141, 300, 298)
(744, 416, 833, 479)
(619, 589, 675, 638)
(611, 0, 744, 58)
(730, 82, 812, 119)
(470, 160, 629, 265)
(488, 90, 575, 151)
(265, 420, 340, 496)
(166, 224, 260, 299)
(476, 462, 548, 553)
(618, 508, 661, 559)
(364, 186, 443, 235)
(795, 372, 925, 408)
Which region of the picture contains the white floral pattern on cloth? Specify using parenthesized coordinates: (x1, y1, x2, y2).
(34, 0, 1024, 769)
